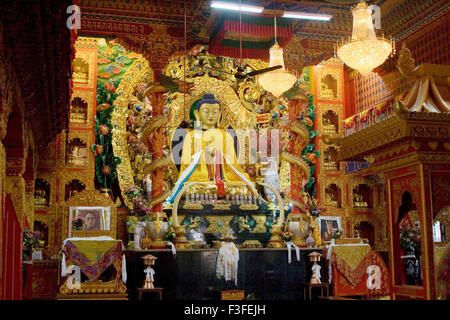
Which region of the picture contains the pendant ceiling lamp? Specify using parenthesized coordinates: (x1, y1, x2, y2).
(258, 17, 297, 97)
(336, 1, 395, 76)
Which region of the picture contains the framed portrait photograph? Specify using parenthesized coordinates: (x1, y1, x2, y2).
(317, 216, 342, 243)
(68, 206, 111, 237)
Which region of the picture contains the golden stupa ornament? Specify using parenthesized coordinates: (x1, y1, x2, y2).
(258, 17, 297, 97)
(336, 1, 395, 75)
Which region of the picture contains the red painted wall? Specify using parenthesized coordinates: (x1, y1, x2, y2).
(1, 195, 23, 300)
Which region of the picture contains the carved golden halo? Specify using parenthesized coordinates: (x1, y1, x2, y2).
(111, 57, 154, 208)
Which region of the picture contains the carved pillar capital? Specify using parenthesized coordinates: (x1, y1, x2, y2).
(5, 157, 25, 176)
(5, 175, 25, 230)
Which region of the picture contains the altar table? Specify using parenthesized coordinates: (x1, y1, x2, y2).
(59, 237, 127, 297)
(325, 243, 390, 297)
(62, 237, 126, 282)
(125, 247, 324, 300)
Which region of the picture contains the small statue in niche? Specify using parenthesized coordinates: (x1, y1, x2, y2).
(320, 75, 337, 98)
(323, 151, 337, 170)
(323, 115, 336, 134)
(34, 189, 48, 207)
(353, 192, 368, 208)
(73, 58, 89, 83)
(325, 191, 338, 207)
(68, 139, 87, 166)
(70, 98, 88, 123)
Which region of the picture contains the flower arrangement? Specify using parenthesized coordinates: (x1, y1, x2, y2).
(72, 216, 85, 230)
(23, 229, 40, 249)
(303, 193, 325, 218)
(281, 231, 294, 243)
(124, 186, 152, 218)
(164, 230, 176, 242)
(400, 228, 421, 257)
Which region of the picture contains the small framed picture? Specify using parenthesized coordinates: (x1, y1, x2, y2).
(68, 206, 111, 237)
(317, 216, 342, 242)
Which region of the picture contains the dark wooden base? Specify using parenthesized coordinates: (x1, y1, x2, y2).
(56, 293, 128, 300)
(137, 287, 163, 300)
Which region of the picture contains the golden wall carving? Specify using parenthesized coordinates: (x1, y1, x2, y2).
(319, 140, 343, 174)
(34, 209, 58, 256)
(73, 49, 96, 89)
(58, 170, 95, 203)
(69, 90, 94, 128)
(318, 174, 345, 209)
(315, 66, 343, 102)
(318, 103, 344, 136)
(38, 140, 57, 169)
(24, 193, 35, 229)
(339, 114, 450, 161)
(59, 130, 94, 170)
(348, 177, 378, 208)
(111, 57, 153, 207)
(5, 176, 25, 230)
(35, 172, 57, 208)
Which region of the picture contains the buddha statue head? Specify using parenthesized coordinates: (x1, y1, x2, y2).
(193, 94, 221, 130)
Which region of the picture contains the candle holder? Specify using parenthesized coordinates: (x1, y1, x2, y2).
(141, 254, 157, 289)
(308, 251, 322, 284)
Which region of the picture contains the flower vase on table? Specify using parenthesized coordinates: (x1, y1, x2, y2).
(285, 213, 310, 246)
(145, 212, 169, 249)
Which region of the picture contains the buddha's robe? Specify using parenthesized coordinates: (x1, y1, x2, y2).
(167, 128, 257, 202)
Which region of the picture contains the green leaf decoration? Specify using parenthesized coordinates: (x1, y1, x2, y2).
(310, 130, 319, 139)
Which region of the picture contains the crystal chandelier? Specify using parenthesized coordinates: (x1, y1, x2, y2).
(258, 17, 297, 97)
(336, 1, 395, 75)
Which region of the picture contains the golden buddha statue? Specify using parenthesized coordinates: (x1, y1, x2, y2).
(34, 189, 48, 207)
(353, 192, 368, 208)
(167, 94, 259, 203)
(325, 191, 338, 207)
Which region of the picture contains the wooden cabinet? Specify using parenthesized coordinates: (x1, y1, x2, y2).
(24, 260, 59, 300)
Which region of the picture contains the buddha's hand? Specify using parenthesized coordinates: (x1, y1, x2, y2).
(205, 145, 215, 158)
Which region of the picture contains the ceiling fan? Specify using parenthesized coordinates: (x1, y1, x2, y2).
(158, 0, 282, 91)
(202, 0, 283, 86)
(203, 64, 282, 80)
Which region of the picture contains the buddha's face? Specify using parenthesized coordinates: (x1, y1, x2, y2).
(195, 103, 220, 129)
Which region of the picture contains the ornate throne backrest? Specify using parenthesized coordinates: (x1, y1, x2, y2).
(62, 189, 117, 239)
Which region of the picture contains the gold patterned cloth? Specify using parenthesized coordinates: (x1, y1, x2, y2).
(331, 244, 371, 287)
(62, 237, 125, 281)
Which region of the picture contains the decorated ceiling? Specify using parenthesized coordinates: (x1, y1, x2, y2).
(78, 0, 449, 70)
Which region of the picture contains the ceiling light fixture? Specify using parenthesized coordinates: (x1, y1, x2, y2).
(282, 11, 333, 21)
(258, 17, 297, 97)
(211, 1, 264, 13)
(336, 1, 394, 75)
